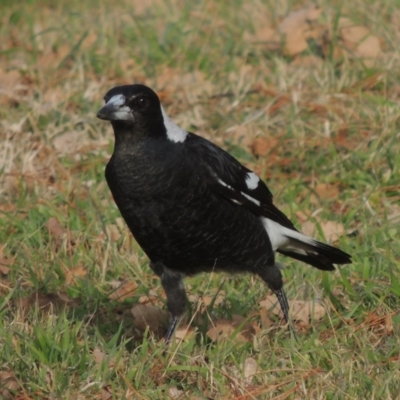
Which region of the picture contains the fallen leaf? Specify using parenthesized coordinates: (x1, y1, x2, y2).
(131, 304, 169, 337)
(302, 220, 346, 242)
(0, 371, 20, 399)
(260, 296, 326, 324)
(109, 280, 138, 302)
(0, 69, 22, 105)
(105, 224, 121, 242)
(174, 323, 195, 341)
(45, 217, 66, 250)
(65, 265, 87, 285)
(92, 348, 116, 368)
(251, 136, 279, 157)
(101, 386, 112, 400)
(16, 291, 77, 317)
(243, 357, 257, 384)
(207, 315, 256, 342)
(339, 18, 382, 64)
(169, 387, 184, 398)
(0, 245, 13, 275)
(278, 5, 323, 56)
(52, 131, 85, 155)
(310, 183, 340, 205)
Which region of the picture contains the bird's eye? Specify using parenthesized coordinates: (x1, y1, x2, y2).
(135, 96, 148, 108)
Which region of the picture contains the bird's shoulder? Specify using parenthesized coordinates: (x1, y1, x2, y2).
(184, 133, 297, 230)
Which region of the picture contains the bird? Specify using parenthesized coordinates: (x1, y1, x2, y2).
(97, 84, 352, 343)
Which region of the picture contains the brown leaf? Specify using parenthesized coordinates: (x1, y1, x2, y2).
(16, 291, 76, 317)
(92, 348, 116, 368)
(109, 280, 138, 302)
(310, 183, 339, 205)
(0, 245, 13, 275)
(251, 137, 279, 157)
(302, 220, 346, 243)
(45, 217, 66, 250)
(0, 69, 22, 105)
(260, 296, 326, 324)
(339, 18, 382, 63)
(207, 315, 256, 342)
(105, 224, 121, 242)
(131, 304, 169, 337)
(278, 5, 323, 56)
(174, 323, 195, 341)
(65, 265, 87, 285)
(168, 387, 184, 398)
(0, 371, 20, 399)
(243, 357, 257, 383)
(101, 386, 113, 400)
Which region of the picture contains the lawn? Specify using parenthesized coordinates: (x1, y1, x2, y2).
(0, 0, 399, 398)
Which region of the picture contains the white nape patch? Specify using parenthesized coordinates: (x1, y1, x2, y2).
(161, 106, 188, 143)
(107, 94, 126, 107)
(245, 172, 260, 190)
(261, 218, 315, 253)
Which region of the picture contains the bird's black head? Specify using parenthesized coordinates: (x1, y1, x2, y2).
(97, 84, 161, 124)
(97, 84, 188, 144)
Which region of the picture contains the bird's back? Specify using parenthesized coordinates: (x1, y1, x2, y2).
(105, 135, 274, 275)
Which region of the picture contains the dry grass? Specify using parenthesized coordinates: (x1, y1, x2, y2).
(0, 0, 399, 399)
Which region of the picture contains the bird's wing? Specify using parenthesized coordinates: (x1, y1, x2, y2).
(185, 133, 297, 231)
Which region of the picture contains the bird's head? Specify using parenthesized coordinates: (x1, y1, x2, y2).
(97, 84, 161, 124)
(97, 84, 188, 143)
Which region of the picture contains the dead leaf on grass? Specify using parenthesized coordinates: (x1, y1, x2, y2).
(0, 69, 23, 105)
(260, 296, 326, 325)
(0, 245, 13, 275)
(278, 5, 324, 56)
(45, 217, 66, 250)
(309, 183, 340, 205)
(243, 357, 257, 384)
(101, 386, 112, 400)
(131, 304, 169, 337)
(339, 18, 382, 65)
(207, 315, 256, 342)
(174, 323, 196, 341)
(169, 387, 184, 398)
(92, 348, 116, 368)
(0, 371, 20, 399)
(302, 220, 346, 243)
(16, 291, 77, 317)
(65, 265, 87, 285)
(109, 280, 138, 302)
(251, 136, 279, 157)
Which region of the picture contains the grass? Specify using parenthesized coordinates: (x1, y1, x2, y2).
(0, 0, 399, 398)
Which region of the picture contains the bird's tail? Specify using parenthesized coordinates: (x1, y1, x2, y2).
(277, 230, 351, 271)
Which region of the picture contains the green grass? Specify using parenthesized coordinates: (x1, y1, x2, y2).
(1, 0, 399, 398)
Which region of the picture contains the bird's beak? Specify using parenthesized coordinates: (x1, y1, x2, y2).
(97, 103, 117, 120)
(97, 94, 134, 122)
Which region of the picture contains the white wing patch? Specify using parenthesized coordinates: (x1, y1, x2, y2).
(161, 106, 188, 143)
(245, 172, 260, 190)
(218, 179, 261, 206)
(261, 217, 315, 254)
(242, 192, 261, 206)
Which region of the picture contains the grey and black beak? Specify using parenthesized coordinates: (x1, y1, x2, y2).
(97, 94, 133, 122)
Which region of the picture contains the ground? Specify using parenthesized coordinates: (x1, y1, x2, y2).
(0, 0, 399, 399)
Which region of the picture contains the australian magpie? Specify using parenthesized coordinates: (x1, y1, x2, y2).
(97, 84, 351, 343)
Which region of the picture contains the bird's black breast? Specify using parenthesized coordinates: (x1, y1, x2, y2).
(105, 137, 274, 275)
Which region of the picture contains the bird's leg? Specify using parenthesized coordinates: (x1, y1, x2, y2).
(150, 262, 187, 344)
(258, 264, 297, 340)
